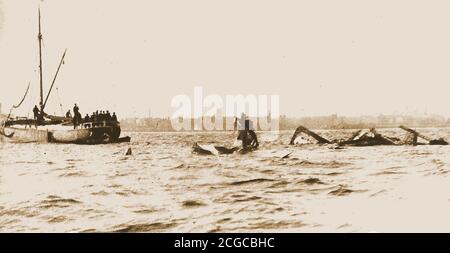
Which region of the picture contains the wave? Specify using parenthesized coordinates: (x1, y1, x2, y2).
(298, 177, 325, 185)
(0, 208, 38, 218)
(230, 196, 262, 203)
(228, 178, 275, 186)
(48, 216, 68, 223)
(328, 185, 367, 196)
(328, 186, 354, 196)
(39, 195, 81, 209)
(270, 159, 352, 168)
(182, 200, 206, 208)
(244, 220, 305, 230)
(112, 222, 178, 232)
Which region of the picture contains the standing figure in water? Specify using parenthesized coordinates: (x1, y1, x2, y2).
(237, 114, 259, 151)
(192, 113, 258, 156)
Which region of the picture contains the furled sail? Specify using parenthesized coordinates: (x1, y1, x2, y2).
(44, 113, 71, 122)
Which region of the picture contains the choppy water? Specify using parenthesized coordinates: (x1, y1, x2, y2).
(1, 128, 450, 232)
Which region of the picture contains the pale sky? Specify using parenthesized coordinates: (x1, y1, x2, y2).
(1, 0, 450, 118)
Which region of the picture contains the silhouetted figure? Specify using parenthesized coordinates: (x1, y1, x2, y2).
(84, 114, 90, 122)
(98, 111, 103, 122)
(237, 119, 259, 150)
(66, 110, 72, 118)
(106, 111, 112, 121)
(73, 104, 79, 114)
(72, 104, 81, 129)
(95, 111, 100, 126)
(33, 105, 40, 121)
(112, 112, 118, 122)
(89, 112, 94, 125)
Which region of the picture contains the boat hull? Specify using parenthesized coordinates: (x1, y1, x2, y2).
(0, 127, 49, 143)
(0, 124, 129, 144)
(49, 128, 92, 143)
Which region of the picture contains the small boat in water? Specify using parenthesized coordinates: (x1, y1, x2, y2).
(0, 8, 130, 144)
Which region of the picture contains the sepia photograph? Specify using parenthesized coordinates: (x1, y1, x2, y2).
(0, 0, 449, 249)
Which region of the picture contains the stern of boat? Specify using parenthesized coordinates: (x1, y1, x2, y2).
(73, 121, 123, 144)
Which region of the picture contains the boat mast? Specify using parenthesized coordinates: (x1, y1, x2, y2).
(38, 8, 44, 114)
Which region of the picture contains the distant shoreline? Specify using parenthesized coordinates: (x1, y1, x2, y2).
(120, 114, 450, 132)
(121, 125, 450, 133)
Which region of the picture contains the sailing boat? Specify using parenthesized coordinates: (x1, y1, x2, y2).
(0, 8, 130, 144)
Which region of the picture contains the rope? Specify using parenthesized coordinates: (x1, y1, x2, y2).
(28, 85, 34, 118)
(7, 82, 31, 120)
(13, 82, 30, 109)
(56, 87, 64, 115)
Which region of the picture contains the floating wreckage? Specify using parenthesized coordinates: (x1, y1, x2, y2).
(193, 122, 259, 155)
(290, 125, 448, 146)
(192, 143, 240, 155)
(398, 125, 448, 145)
(289, 126, 331, 145)
(338, 128, 398, 146)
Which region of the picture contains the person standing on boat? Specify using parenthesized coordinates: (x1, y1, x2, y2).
(106, 111, 112, 121)
(83, 114, 91, 128)
(73, 104, 80, 129)
(73, 104, 79, 116)
(92, 112, 98, 126)
(112, 112, 118, 122)
(33, 105, 40, 121)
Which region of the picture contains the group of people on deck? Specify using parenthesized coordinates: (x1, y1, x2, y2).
(31, 103, 118, 129)
(65, 104, 118, 129)
(84, 110, 118, 124)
